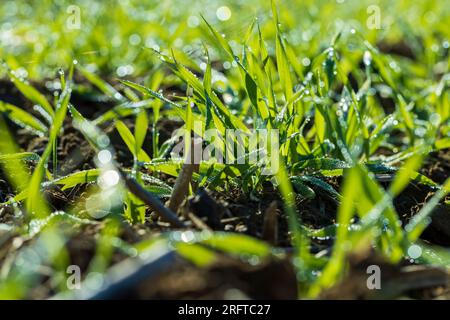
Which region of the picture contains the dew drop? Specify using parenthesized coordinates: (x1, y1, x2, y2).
(97, 150, 112, 165)
(216, 6, 232, 21)
(407, 244, 422, 259)
(98, 170, 120, 189)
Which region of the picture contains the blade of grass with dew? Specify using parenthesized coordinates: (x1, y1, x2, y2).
(0, 152, 40, 164)
(42, 169, 101, 190)
(2, 63, 54, 118)
(389, 154, 425, 196)
(134, 110, 149, 164)
(120, 80, 186, 120)
(0, 116, 33, 196)
(125, 110, 149, 224)
(201, 232, 271, 259)
(26, 79, 72, 217)
(115, 120, 151, 163)
(78, 65, 125, 102)
(92, 99, 154, 125)
(175, 242, 217, 267)
(275, 159, 314, 288)
(309, 167, 360, 297)
(0, 101, 47, 135)
(272, 0, 293, 104)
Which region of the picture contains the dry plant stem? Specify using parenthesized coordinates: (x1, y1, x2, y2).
(168, 139, 200, 213)
(262, 201, 278, 245)
(187, 211, 213, 232)
(119, 169, 186, 228)
(375, 266, 449, 299)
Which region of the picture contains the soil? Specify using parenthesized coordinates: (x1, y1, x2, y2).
(421, 149, 450, 184)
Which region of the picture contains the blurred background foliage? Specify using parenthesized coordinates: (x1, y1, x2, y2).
(1, 0, 448, 79)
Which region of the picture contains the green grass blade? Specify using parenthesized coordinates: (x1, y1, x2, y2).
(115, 120, 151, 163)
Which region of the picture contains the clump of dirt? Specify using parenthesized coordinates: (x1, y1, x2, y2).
(421, 149, 450, 184)
(0, 80, 34, 110)
(320, 249, 450, 300)
(380, 175, 450, 246)
(114, 255, 297, 300)
(0, 172, 13, 204)
(377, 40, 416, 60)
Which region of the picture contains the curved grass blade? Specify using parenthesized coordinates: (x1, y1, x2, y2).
(115, 120, 151, 163)
(2, 64, 54, 118)
(78, 65, 125, 102)
(0, 101, 47, 135)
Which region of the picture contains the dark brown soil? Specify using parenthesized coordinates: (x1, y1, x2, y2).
(421, 149, 450, 184)
(130, 255, 297, 299)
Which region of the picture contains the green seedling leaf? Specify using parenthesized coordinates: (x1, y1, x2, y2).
(0, 101, 47, 134)
(435, 138, 450, 150)
(176, 243, 217, 267)
(115, 120, 151, 163)
(389, 154, 424, 196)
(43, 169, 101, 190)
(134, 110, 148, 156)
(397, 94, 414, 132)
(78, 65, 125, 102)
(4, 66, 54, 118)
(93, 100, 153, 125)
(202, 232, 271, 258)
(291, 176, 316, 199)
(26, 82, 71, 216)
(0, 152, 40, 163)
